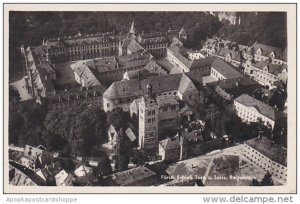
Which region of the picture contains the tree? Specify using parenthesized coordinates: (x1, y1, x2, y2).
(250, 179, 260, 186)
(250, 171, 274, 186)
(260, 171, 274, 186)
(106, 107, 130, 130)
(44, 104, 107, 156)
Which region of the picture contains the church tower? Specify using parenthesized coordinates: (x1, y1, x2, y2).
(129, 20, 136, 37)
(138, 83, 159, 153)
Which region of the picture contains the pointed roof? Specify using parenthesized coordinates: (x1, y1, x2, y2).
(234, 94, 286, 121)
(129, 20, 135, 34)
(179, 27, 187, 36)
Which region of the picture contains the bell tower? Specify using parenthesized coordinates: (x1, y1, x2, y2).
(138, 83, 159, 153)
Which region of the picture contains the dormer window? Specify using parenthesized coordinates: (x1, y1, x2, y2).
(270, 51, 275, 58)
(264, 66, 269, 72)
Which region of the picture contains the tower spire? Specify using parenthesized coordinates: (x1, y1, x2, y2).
(129, 20, 135, 37)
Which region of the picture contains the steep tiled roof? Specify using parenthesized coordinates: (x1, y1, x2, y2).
(138, 33, 169, 45)
(34, 64, 55, 92)
(156, 95, 179, 107)
(103, 73, 196, 100)
(252, 61, 285, 76)
(179, 27, 187, 36)
(234, 94, 285, 121)
(211, 58, 243, 79)
(245, 137, 287, 166)
(253, 43, 284, 60)
(207, 77, 260, 99)
(122, 38, 144, 53)
(168, 44, 192, 68)
(216, 48, 242, 61)
(189, 57, 215, 70)
(168, 44, 214, 71)
(71, 62, 102, 87)
(156, 58, 175, 73)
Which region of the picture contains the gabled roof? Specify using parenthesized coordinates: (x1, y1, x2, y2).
(253, 43, 284, 60)
(234, 94, 286, 121)
(179, 27, 187, 36)
(252, 61, 285, 76)
(103, 73, 197, 100)
(207, 76, 260, 99)
(121, 38, 144, 53)
(168, 44, 214, 71)
(71, 62, 102, 87)
(211, 58, 243, 79)
(216, 48, 242, 61)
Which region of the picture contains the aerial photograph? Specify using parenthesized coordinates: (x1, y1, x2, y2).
(8, 11, 288, 187)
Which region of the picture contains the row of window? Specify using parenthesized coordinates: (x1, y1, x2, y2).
(147, 117, 156, 124)
(51, 43, 117, 53)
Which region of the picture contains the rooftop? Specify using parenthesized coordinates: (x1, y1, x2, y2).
(71, 61, 102, 87)
(105, 166, 156, 186)
(234, 94, 285, 121)
(206, 76, 261, 99)
(216, 48, 242, 61)
(211, 58, 243, 79)
(252, 60, 286, 76)
(46, 33, 116, 48)
(245, 137, 287, 166)
(253, 43, 285, 60)
(103, 73, 196, 100)
(159, 137, 181, 150)
(156, 95, 179, 107)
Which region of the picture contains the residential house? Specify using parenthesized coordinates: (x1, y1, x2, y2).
(210, 58, 243, 80)
(244, 60, 287, 88)
(234, 94, 287, 129)
(159, 136, 187, 161)
(252, 43, 287, 65)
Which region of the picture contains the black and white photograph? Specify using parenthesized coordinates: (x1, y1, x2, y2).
(3, 3, 296, 194)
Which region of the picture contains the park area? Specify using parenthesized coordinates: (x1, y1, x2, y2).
(165, 145, 282, 186)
